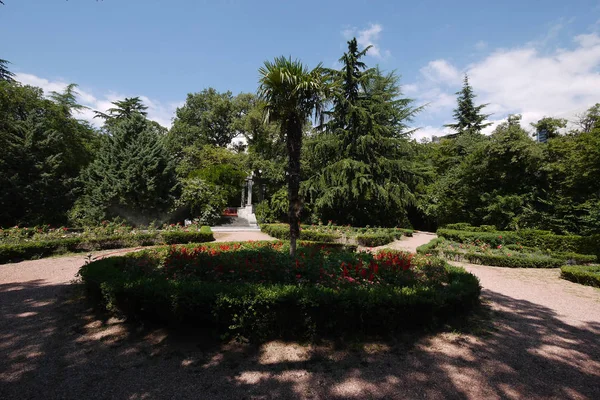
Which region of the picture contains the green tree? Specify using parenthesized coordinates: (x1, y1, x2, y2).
(444, 74, 491, 135)
(432, 117, 545, 229)
(167, 88, 244, 153)
(304, 39, 421, 227)
(0, 80, 97, 226)
(71, 113, 176, 226)
(531, 116, 567, 141)
(258, 56, 330, 256)
(94, 96, 148, 121)
(0, 59, 15, 82)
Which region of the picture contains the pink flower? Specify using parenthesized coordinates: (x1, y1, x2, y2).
(497, 245, 502, 249)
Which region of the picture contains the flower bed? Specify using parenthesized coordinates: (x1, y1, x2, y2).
(560, 265, 600, 288)
(0, 223, 214, 264)
(79, 241, 480, 340)
(261, 223, 413, 247)
(418, 237, 597, 268)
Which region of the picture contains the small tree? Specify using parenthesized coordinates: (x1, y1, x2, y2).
(258, 57, 329, 257)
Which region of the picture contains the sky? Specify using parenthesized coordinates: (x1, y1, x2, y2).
(2, 0, 600, 139)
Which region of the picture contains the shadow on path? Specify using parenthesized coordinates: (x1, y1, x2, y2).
(0, 280, 599, 399)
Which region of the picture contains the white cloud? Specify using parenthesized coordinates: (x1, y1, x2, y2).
(409, 31, 600, 139)
(475, 40, 487, 51)
(14, 72, 178, 128)
(420, 60, 461, 85)
(342, 23, 390, 59)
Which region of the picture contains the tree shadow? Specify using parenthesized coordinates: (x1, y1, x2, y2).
(1, 280, 598, 399)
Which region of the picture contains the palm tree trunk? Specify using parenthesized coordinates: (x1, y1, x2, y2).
(286, 118, 303, 258)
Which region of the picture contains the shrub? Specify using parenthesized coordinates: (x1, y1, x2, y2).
(437, 228, 600, 259)
(261, 224, 340, 243)
(161, 230, 214, 244)
(418, 237, 597, 268)
(79, 243, 481, 340)
(0, 227, 215, 264)
(561, 265, 600, 288)
(356, 233, 396, 247)
(444, 223, 497, 232)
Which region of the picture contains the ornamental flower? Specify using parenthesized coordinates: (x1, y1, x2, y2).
(497, 245, 502, 249)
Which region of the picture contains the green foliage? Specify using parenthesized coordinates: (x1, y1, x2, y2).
(79, 243, 480, 340)
(427, 119, 545, 229)
(560, 265, 600, 288)
(258, 56, 331, 255)
(0, 227, 214, 264)
(261, 224, 339, 242)
(167, 88, 247, 151)
(305, 40, 420, 227)
(0, 58, 15, 82)
(531, 117, 567, 141)
(435, 228, 600, 261)
(71, 113, 176, 226)
(355, 233, 397, 247)
(94, 97, 148, 122)
(444, 75, 491, 135)
(0, 80, 98, 227)
(419, 238, 577, 268)
(444, 223, 497, 232)
(174, 178, 226, 225)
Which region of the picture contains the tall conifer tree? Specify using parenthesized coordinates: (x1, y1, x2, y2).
(444, 74, 491, 135)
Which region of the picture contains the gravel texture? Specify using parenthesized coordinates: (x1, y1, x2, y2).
(1, 232, 599, 399)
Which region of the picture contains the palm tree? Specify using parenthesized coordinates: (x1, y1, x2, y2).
(258, 57, 330, 256)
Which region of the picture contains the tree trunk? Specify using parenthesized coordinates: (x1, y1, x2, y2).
(286, 118, 303, 258)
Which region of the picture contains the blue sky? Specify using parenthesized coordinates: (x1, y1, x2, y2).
(2, 0, 600, 137)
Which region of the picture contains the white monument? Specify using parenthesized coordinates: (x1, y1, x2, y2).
(237, 173, 257, 226)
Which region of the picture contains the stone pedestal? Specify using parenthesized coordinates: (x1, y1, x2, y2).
(237, 205, 257, 225)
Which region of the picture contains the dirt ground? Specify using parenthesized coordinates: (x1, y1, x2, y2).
(1, 233, 599, 399)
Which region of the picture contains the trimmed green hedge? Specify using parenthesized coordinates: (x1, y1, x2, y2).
(261, 224, 340, 242)
(355, 233, 397, 247)
(439, 250, 564, 268)
(262, 224, 412, 247)
(443, 223, 498, 232)
(437, 228, 600, 258)
(79, 246, 480, 340)
(0, 229, 214, 264)
(561, 265, 600, 288)
(418, 237, 594, 268)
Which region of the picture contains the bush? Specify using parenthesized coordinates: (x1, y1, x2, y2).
(79, 243, 481, 340)
(255, 202, 278, 224)
(444, 223, 497, 232)
(261, 224, 340, 243)
(437, 228, 600, 259)
(419, 237, 586, 268)
(356, 233, 396, 247)
(161, 230, 214, 244)
(0, 228, 215, 264)
(561, 265, 600, 288)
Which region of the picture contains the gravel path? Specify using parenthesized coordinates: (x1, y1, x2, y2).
(1, 232, 599, 399)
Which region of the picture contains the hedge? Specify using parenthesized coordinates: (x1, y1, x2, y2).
(355, 233, 397, 247)
(560, 265, 600, 288)
(437, 228, 600, 258)
(79, 247, 480, 340)
(261, 224, 340, 242)
(418, 237, 587, 268)
(0, 229, 214, 264)
(262, 224, 411, 247)
(438, 250, 564, 268)
(505, 244, 597, 264)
